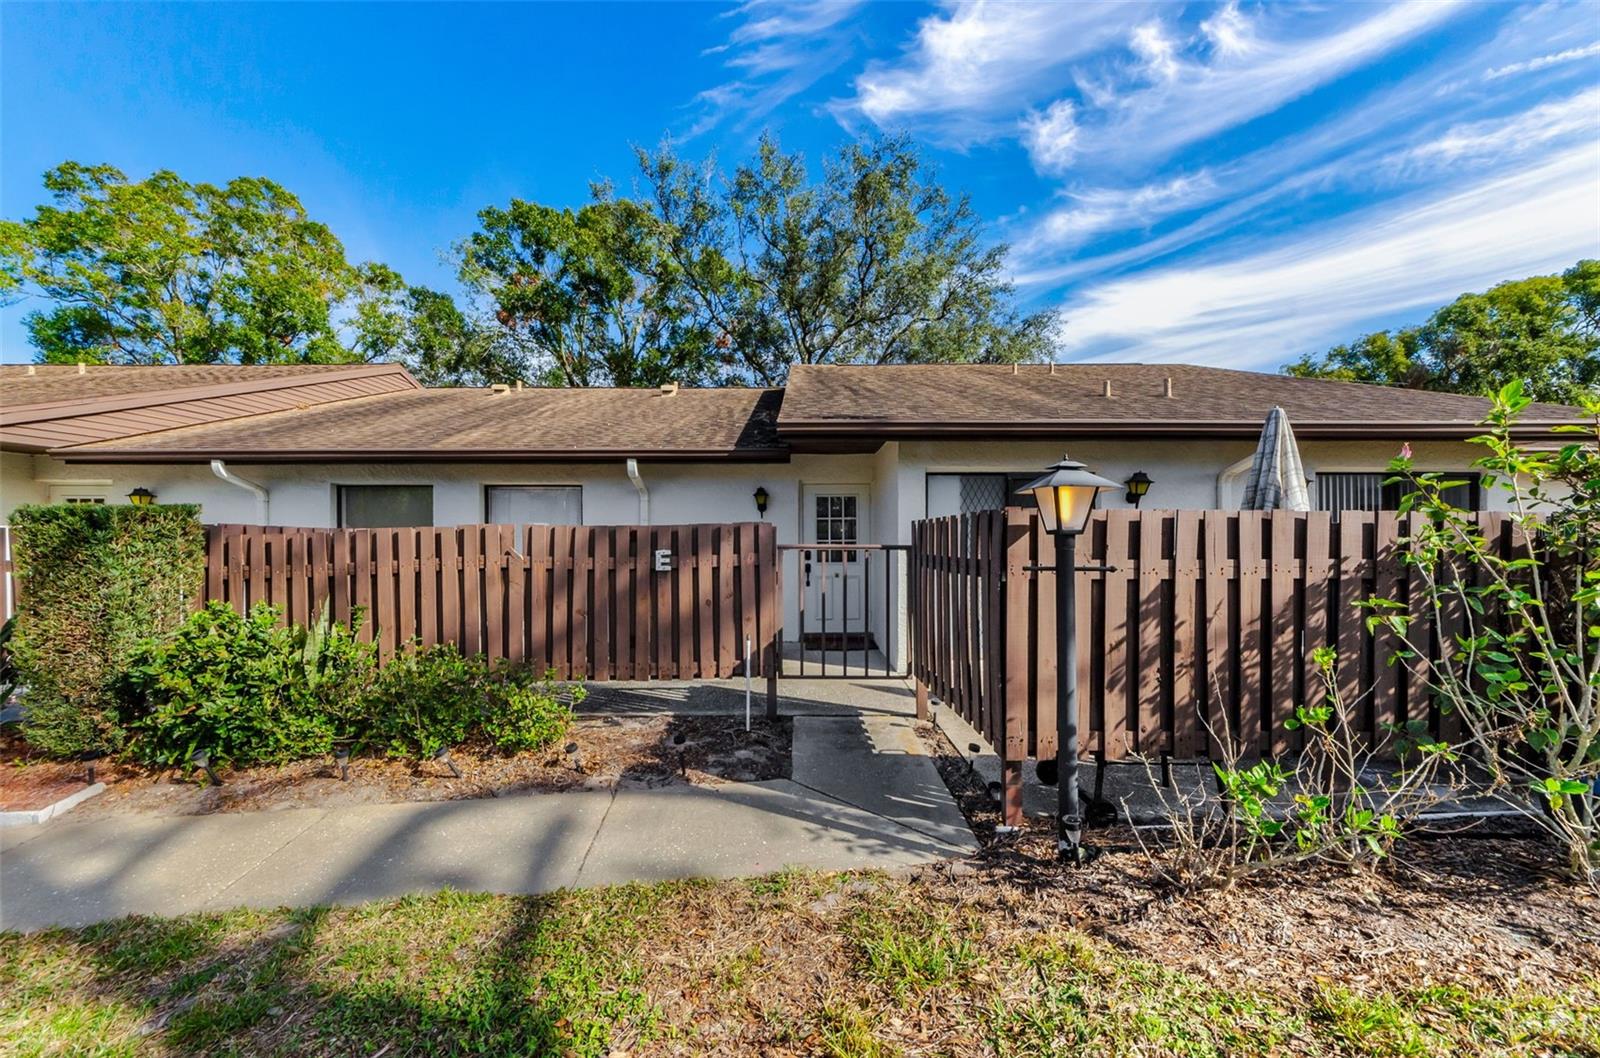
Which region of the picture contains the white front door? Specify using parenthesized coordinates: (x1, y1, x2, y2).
(800, 485, 868, 638)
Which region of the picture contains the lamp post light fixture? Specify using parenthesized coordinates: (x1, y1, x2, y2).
(752, 486, 770, 518)
(1019, 455, 1117, 865)
(1124, 471, 1153, 508)
(334, 745, 351, 782)
(433, 746, 463, 779)
(126, 487, 157, 506)
(190, 748, 223, 787)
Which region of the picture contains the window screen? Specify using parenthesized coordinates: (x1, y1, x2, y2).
(926, 473, 1041, 519)
(1315, 471, 1480, 517)
(338, 485, 433, 528)
(486, 486, 582, 525)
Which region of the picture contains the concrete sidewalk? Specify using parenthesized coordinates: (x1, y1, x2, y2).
(0, 708, 974, 931)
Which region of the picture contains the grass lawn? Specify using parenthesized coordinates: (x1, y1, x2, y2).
(3, 860, 1596, 1058)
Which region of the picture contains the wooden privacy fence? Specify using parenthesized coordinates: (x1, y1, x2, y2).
(912, 508, 1518, 805)
(201, 522, 781, 687)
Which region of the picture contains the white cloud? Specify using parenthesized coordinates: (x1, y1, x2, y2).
(1485, 40, 1600, 79)
(1053, 142, 1600, 367)
(688, 0, 865, 136)
(1069, 1, 1464, 170)
(1130, 20, 1181, 82)
(837, 1, 1141, 143)
(1018, 171, 1218, 253)
(1019, 100, 1079, 175)
(1384, 88, 1600, 175)
(1200, 2, 1253, 58)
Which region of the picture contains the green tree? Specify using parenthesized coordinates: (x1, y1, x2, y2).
(1285, 261, 1600, 404)
(457, 193, 717, 387)
(0, 162, 451, 366)
(641, 134, 1054, 385)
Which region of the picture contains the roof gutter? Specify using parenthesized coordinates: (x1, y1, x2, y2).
(626, 458, 649, 525)
(210, 459, 269, 523)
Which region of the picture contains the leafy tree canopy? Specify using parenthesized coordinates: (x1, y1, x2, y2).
(456, 193, 717, 387)
(0, 162, 459, 367)
(640, 134, 1054, 385)
(1284, 261, 1600, 405)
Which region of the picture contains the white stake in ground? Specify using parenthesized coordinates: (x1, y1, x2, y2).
(744, 635, 752, 732)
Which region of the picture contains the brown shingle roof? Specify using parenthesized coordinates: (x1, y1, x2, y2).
(1, 363, 389, 408)
(778, 363, 1585, 439)
(57, 385, 786, 463)
(1, 363, 419, 453)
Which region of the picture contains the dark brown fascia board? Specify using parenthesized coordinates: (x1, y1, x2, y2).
(775, 418, 1577, 440)
(0, 364, 419, 425)
(55, 446, 793, 465)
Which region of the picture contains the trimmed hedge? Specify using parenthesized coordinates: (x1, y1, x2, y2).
(10, 503, 204, 757)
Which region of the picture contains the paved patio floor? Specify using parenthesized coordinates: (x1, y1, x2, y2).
(1, 681, 973, 931)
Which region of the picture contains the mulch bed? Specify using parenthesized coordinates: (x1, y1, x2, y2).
(0, 715, 790, 818)
(912, 718, 1600, 999)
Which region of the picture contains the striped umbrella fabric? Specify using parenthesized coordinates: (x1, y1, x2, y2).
(1242, 405, 1311, 511)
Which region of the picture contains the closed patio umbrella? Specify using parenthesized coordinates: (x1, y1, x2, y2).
(1242, 405, 1311, 511)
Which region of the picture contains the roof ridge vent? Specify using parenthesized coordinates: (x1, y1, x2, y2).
(1163, 377, 1174, 398)
(490, 383, 511, 395)
(1102, 379, 1113, 398)
(660, 381, 679, 395)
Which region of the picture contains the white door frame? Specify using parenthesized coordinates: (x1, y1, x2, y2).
(798, 483, 870, 641)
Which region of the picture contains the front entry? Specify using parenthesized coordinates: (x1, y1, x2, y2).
(800, 485, 869, 643)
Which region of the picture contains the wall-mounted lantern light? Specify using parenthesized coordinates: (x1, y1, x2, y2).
(752, 486, 770, 518)
(1020, 454, 1117, 865)
(126, 487, 157, 506)
(1124, 471, 1153, 508)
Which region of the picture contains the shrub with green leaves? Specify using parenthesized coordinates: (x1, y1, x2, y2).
(10, 503, 203, 757)
(120, 601, 375, 767)
(483, 668, 581, 753)
(364, 644, 490, 758)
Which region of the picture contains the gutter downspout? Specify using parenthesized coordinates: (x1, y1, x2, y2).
(211, 459, 270, 523)
(626, 458, 650, 525)
(1216, 454, 1255, 510)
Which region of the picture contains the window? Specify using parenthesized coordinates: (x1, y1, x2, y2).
(925, 472, 1040, 519)
(815, 493, 858, 563)
(337, 485, 433, 528)
(485, 485, 582, 525)
(1314, 471, 1480, 518)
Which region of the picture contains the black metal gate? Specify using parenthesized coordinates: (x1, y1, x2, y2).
(778, 544, 910, 678)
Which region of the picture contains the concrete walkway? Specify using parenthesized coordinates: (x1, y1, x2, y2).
(1, 686, 973, 931)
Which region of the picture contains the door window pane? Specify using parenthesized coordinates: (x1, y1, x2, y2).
(338, 485, 433, 528)
(486, 486, 582, 525)
(814, 493, 859, 562)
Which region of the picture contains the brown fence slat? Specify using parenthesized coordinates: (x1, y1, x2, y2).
(910, 508, 1509, 767)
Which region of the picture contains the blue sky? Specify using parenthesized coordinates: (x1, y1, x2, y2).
(3, 1, 1598, 371)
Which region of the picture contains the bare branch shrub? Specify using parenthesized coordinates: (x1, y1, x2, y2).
(1129, 655, 1460, 893)
(1368, 381, 1600, 885)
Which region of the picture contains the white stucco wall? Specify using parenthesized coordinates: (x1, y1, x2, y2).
(2, 435, 1508, 531)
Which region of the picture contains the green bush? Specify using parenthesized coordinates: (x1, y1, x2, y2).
(10, 504, 203, 757)
(364, 644, 489, 759)
(483, 670, 581, 753)
(120, 602, 375, 767)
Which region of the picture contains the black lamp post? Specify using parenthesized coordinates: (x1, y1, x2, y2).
(1020, 455, 1116, 864)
